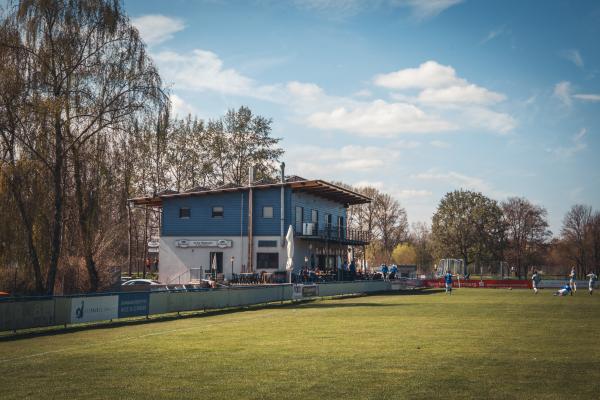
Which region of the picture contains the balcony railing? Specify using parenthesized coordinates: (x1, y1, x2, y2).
(294, 222, 370, 243)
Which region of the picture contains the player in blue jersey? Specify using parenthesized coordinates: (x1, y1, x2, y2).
(444, 271, 456, 294)
(553, 284, 572, 296)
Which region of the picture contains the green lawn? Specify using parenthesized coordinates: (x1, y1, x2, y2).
(1, 289, 599, 399)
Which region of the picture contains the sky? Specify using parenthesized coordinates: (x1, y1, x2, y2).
(124, 0, 600, 235)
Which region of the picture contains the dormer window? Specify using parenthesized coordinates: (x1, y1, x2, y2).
(212, 206, 224, 218)
(179, 208, 191, 219)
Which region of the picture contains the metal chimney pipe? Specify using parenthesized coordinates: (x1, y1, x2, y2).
(280, 162, 285, 247)
(247, 165, 254, 271)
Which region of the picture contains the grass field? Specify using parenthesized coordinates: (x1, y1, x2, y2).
(1, 289, 599, 399)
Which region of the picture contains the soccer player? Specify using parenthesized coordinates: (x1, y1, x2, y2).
(531, 269, 541, 294)
(553, 284, 572, 297)
(586, 272, 598, 295)
(444, 270, 455, 294)
(380, 264, 389, 280)
(569, 267, 577, 293)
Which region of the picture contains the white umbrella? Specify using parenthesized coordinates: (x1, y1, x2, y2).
(211, 254, 217, 279)
(285, 225, 294, 272)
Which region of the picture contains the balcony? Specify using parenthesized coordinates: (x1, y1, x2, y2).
(294, 222, 370, 245)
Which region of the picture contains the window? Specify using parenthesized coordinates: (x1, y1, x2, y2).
(179, 208, 191, 219)
(295, 206, 304, 233)
(212, 206, 224, 218)
(258, 240, 277, 248)
(325, 213, 332, 227)
(257, 253, 279, 269)
(209, 252, 223, 273)
(263, 206, 274, 219)
(311, 209, 318, 223)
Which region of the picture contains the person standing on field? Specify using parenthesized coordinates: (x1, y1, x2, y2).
(444, 270, 455, 294)
(381, 264, 389, 280)
(586, 272, 598, 295)
(531, 269, 541, 294)
(569, 267, 577, 293)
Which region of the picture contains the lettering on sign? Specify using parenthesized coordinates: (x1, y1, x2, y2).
(175, 239, 233, 249)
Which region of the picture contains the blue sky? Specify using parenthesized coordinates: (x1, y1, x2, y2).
(124, 0, 600, 234)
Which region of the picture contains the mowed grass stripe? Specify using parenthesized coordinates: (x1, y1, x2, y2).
(0, 289, 598, 400)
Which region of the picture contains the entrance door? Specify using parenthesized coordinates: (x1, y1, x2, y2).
(209, 252, 224, 274)
(295, 206, 304, 233)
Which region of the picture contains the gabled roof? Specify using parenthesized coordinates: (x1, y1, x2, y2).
(129, 178, 371, 207)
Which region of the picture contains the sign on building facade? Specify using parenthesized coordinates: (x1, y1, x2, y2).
(174, 239, 233, 249)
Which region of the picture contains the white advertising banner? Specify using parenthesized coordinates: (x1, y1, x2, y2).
(70, 295, 118, 324)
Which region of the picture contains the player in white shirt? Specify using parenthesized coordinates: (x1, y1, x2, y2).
(531, 269, 541, 294)
(569, 267, 577, 293)
(586, 272, 598, 295)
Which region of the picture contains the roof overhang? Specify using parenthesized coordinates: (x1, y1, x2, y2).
(128, 180, 371, 207)
(288, 180, 371, 205)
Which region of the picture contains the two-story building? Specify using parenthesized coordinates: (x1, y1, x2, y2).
(129, 175, 371, 284)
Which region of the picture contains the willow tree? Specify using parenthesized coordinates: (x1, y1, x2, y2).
(0, 0, 164, 294)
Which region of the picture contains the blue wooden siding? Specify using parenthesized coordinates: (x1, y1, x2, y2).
(162, 187, 294, 237)
(291, 191, 347, 229)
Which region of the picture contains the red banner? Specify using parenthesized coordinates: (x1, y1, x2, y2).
(424, 279, 531, 289)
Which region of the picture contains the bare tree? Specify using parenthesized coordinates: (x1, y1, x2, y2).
(561, 204, 592, 278)
(501, 197, 551, 278)
(373, 192, 408, 255)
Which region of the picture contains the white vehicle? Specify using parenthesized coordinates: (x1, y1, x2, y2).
(121, 279, 162, 286)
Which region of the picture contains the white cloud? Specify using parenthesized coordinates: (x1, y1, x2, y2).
(291, 0, 462, 20)
(392, 0, 463, 20)
(553, 81, 600, 106)
(153, 49, 280, 101)
(412, 170, 511, 198)
(418, 84, 506, 105)
(170, 94, 197, 117)
(546, 128, 587, 158)
(152, 50, 515, 137)
(374, 60, 464, 90)
(132, 15, 185, 45)
(460, 107, 516, 134)
(480, 25, 509, 44)
(553, 81, 573, 107)
(573, 93, 600, 102)
(286, 81, 324, 99)
(395, 189, 433, 199)
(306, 99, 456, 137)
(561, 49, 584, 68)
(286, 144, 401, 176)
(354, 180, 385, 190)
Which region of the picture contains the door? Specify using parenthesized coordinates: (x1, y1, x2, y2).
(209, 252, 224, 274)
(338, 216, 345, 239)
(295, 206, 304, 233)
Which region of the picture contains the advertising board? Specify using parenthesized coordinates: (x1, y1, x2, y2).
(69, 295, 118, 324)
(118, 292, 150, 318)
(292, 284, 319, 299)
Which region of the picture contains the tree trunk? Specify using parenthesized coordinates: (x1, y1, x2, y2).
(72, 146, 100, 292)
(46, 116, 64, 295)
(9, 176, 45, 293)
